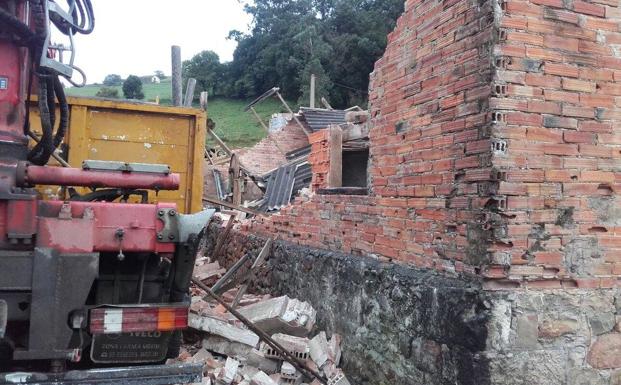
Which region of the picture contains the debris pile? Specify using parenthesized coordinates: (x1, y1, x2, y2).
(173, 257, 352, 385)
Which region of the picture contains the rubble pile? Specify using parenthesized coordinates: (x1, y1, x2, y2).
(173, 258, 352, 385)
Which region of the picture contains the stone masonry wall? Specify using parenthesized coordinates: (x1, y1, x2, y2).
(244, 0, 497, 274)
(206, 225, 491, 385)
(211, 225, 621, 385)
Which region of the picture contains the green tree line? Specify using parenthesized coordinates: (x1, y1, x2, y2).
(183, 0, 404, 109)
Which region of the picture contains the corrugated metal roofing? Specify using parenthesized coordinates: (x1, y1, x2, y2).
(286, 145, 311, 161)
(261, 157, 311, 212)
(299, 107, 347, 132)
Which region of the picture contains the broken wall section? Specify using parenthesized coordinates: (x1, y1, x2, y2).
(244, 0, 497, 273)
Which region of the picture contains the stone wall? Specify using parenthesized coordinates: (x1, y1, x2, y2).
(209, 226, 621, 385)
(207, 225, 491, 385)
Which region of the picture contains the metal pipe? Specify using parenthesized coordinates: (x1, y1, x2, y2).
(17, 163, 180, 190)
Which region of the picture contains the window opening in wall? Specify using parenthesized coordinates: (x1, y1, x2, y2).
(342, 148, 369, 188)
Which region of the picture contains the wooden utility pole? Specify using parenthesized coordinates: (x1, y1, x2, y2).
(183, 78, 196, 107)
(171, 45, 182, 107)
(200, 92, 209, 111)
(310, 74, 316, 108)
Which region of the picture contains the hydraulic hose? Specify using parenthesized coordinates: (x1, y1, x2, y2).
(52, 76, 69, 148)
(46, 76, 56, 133)
(27, 74, 55, 166)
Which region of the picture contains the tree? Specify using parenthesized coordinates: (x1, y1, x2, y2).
(96, 86, 119, 98)
(223, 0, 404, 108)
(122, 75, 144, 99)
(103, 74, 122, 86)
(183, 51, 225, 97)
(154, 70, 166, 80)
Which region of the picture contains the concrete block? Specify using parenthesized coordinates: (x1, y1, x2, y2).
(260, 334, 310, 361)
(280, 361, 303, 384)
(195, 261, 226, 281)
(235, 296, 316, 337)
(239, 365, 260, 381)
(251, 371, 279, 385)
(309, 332, 330, 368)
(245, 349, 280, 374)
(216, 357, 239, 385)
(328, 334, 342, 366)
(203, 335, 254, 358)
(190, 313, 260, 347)
(327, 370, 351, 385)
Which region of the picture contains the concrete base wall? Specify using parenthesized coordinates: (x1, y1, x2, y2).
(208, 226, 491, 385)
(207, 225, 621, 385)
(268, 242, 490, 385)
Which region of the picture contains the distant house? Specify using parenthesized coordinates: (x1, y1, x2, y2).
(151, 76, 161, 84)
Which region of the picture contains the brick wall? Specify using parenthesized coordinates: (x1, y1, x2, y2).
(243, 0, 621, 289)
(307, 130, 331, 190)
(236, 118, 309, 175)
(486, 0, 621, 289)
(244, 0, 496, 273)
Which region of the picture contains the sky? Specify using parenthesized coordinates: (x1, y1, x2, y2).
(67, 0, 251, 84)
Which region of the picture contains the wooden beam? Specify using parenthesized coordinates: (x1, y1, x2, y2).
(310, 74, 316, 108)
(275, 91, 311, 136)
(321, 97, 333, 110)
(207, 129, 233, 156)
(230, 154, 242, 206)
(328, 125, 343, 188)
(231, 238, 272, 309)
(250, 106, 270, 133)
(202, 196, 265, 216)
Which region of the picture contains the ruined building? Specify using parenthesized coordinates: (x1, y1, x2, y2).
(212, 0, 621, 383)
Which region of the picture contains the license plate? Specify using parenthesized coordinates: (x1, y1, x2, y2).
(90, 331, 172, 363)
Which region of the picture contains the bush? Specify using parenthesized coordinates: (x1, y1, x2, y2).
(103, 74, 122, 86)
(122, 75, 144, 100)
(96, 87, 119, 98)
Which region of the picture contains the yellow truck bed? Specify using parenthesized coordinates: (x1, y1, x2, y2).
(29, 96, 205, 214)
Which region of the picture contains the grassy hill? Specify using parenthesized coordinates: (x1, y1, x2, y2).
(65, 78, 295, 148)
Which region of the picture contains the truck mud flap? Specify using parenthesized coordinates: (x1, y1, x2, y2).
(0, 363, 202, 385)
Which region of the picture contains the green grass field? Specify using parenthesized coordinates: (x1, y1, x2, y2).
(65, 78, 294, 148)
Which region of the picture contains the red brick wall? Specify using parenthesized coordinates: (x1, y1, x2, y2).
(244, 0, 496, 274)
(307, 130, 331, 191)
(243, 0, 621, 289)
(236, 118, 309, 175)
(483, 0, 621, 289)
